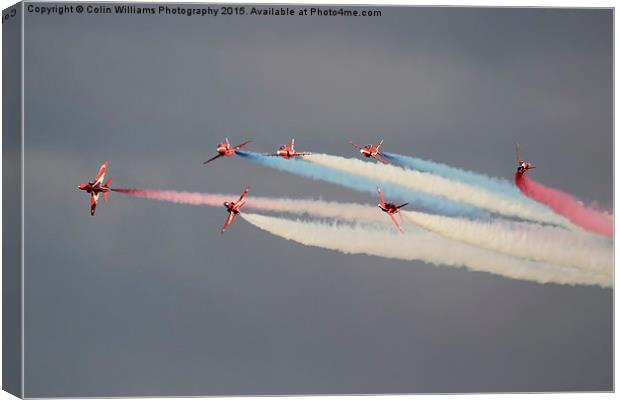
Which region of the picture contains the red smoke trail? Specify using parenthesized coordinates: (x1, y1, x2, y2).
(514, 173, 613, 237)
(112, 189, 227, 207)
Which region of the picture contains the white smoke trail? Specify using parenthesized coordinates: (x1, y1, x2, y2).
(307, 154, 575, 229)
(241, 213, 611, 288)
(116, 189, 611, 276)
(401, 211, 612, 277)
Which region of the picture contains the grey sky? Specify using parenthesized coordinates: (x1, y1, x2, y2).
(21, 4, 612, 396)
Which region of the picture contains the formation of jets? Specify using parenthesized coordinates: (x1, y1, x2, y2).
(79, 140, 534, 233)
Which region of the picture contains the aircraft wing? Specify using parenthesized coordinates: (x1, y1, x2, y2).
(388, 213, 404, 233)
(105, 177, 113, 188)
(348, 140, 362, 149)
(203, 154, 223, 164)
(375, 139, 384, 150)
(376, 186, 386, 205)
(90, 193, 99, 216)
(294, 152, 312, 157)
(233, 140, 252, 150)
(237, 187, 250, 203)
(374, 154, 390, 164)
(220, 212, 236, 234)
(94, 161, 108, 185)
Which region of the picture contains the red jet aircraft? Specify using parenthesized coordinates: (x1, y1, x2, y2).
(203, 138, 252, 164)
(78, 161, 114, 216)
(515, 143, 535, 174)
(221, 187, 250, 234)
(348, 139, 389, 164)
(266, 139, 312, 159)
(377, 186, 408, 233)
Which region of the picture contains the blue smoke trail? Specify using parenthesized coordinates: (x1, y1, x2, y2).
(237, 151, 489, 219)
(384, 152, 523, 197)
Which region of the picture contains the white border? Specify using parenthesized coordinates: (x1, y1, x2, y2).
(0, 1, 616, 400)
(20, 1, 24, 398)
